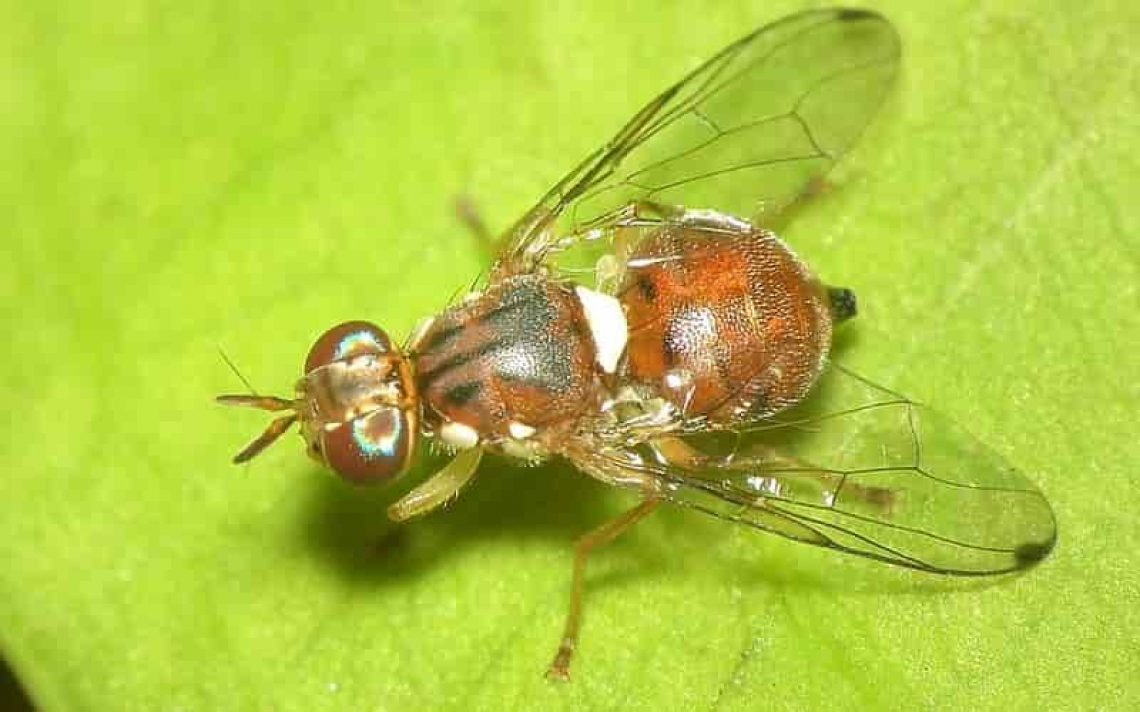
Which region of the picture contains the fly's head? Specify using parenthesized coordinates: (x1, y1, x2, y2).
(218, 321, 418, 485)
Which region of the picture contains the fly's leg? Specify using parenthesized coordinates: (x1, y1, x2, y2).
(387, 447, 484, 522)
(547, 498, 659, 681)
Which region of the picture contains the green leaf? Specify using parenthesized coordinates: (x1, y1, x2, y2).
(2, 1, 1137, 710)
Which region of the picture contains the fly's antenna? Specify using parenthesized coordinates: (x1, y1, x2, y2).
(215, 344, 297, 464)
(217, 344, 259, 396)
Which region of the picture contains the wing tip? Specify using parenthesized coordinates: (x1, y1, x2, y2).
(835, 8, 881, 23)
(1014, 536, 1057, 569)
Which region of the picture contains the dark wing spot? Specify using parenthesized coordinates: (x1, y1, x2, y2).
(837, 7, 877, 21)
(1015, 538, 1057, 567)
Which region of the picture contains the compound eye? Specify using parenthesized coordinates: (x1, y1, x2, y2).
(305, 321, 392, 374)
(320, 408, 413, 484)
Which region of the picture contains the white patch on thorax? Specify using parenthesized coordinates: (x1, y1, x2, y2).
(508, 421, 536, 440)
(574, 285, 628, 375)
(439, 421, 479, 450)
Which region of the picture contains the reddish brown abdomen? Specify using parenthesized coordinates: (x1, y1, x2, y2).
(618, 223, 832, 424)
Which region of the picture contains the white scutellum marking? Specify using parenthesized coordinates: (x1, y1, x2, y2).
(508, 421, 536, 440)
(440, 421, 479, 450)
(574, 286, 627, 374)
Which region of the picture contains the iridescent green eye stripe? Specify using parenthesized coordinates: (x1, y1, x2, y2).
(336, 329, 386, 360)
(354, 411, 403, 460)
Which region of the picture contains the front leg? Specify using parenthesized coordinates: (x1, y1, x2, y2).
(387, 446, 484, 521)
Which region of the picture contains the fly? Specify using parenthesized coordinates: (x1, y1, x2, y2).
(217, 8, 1056, 680)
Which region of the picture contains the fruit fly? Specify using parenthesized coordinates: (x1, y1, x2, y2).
(218, 8, 1056, 679)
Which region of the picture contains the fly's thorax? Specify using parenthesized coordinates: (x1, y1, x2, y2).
(413, 274, 613, 456)
(296, 321, 418, 484)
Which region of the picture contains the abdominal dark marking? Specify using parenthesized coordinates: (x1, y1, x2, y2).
(636, 274, 657, 301)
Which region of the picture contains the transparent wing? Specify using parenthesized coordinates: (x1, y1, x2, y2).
(580, 364, 1056, 575)
(494, 8, 900, 277)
